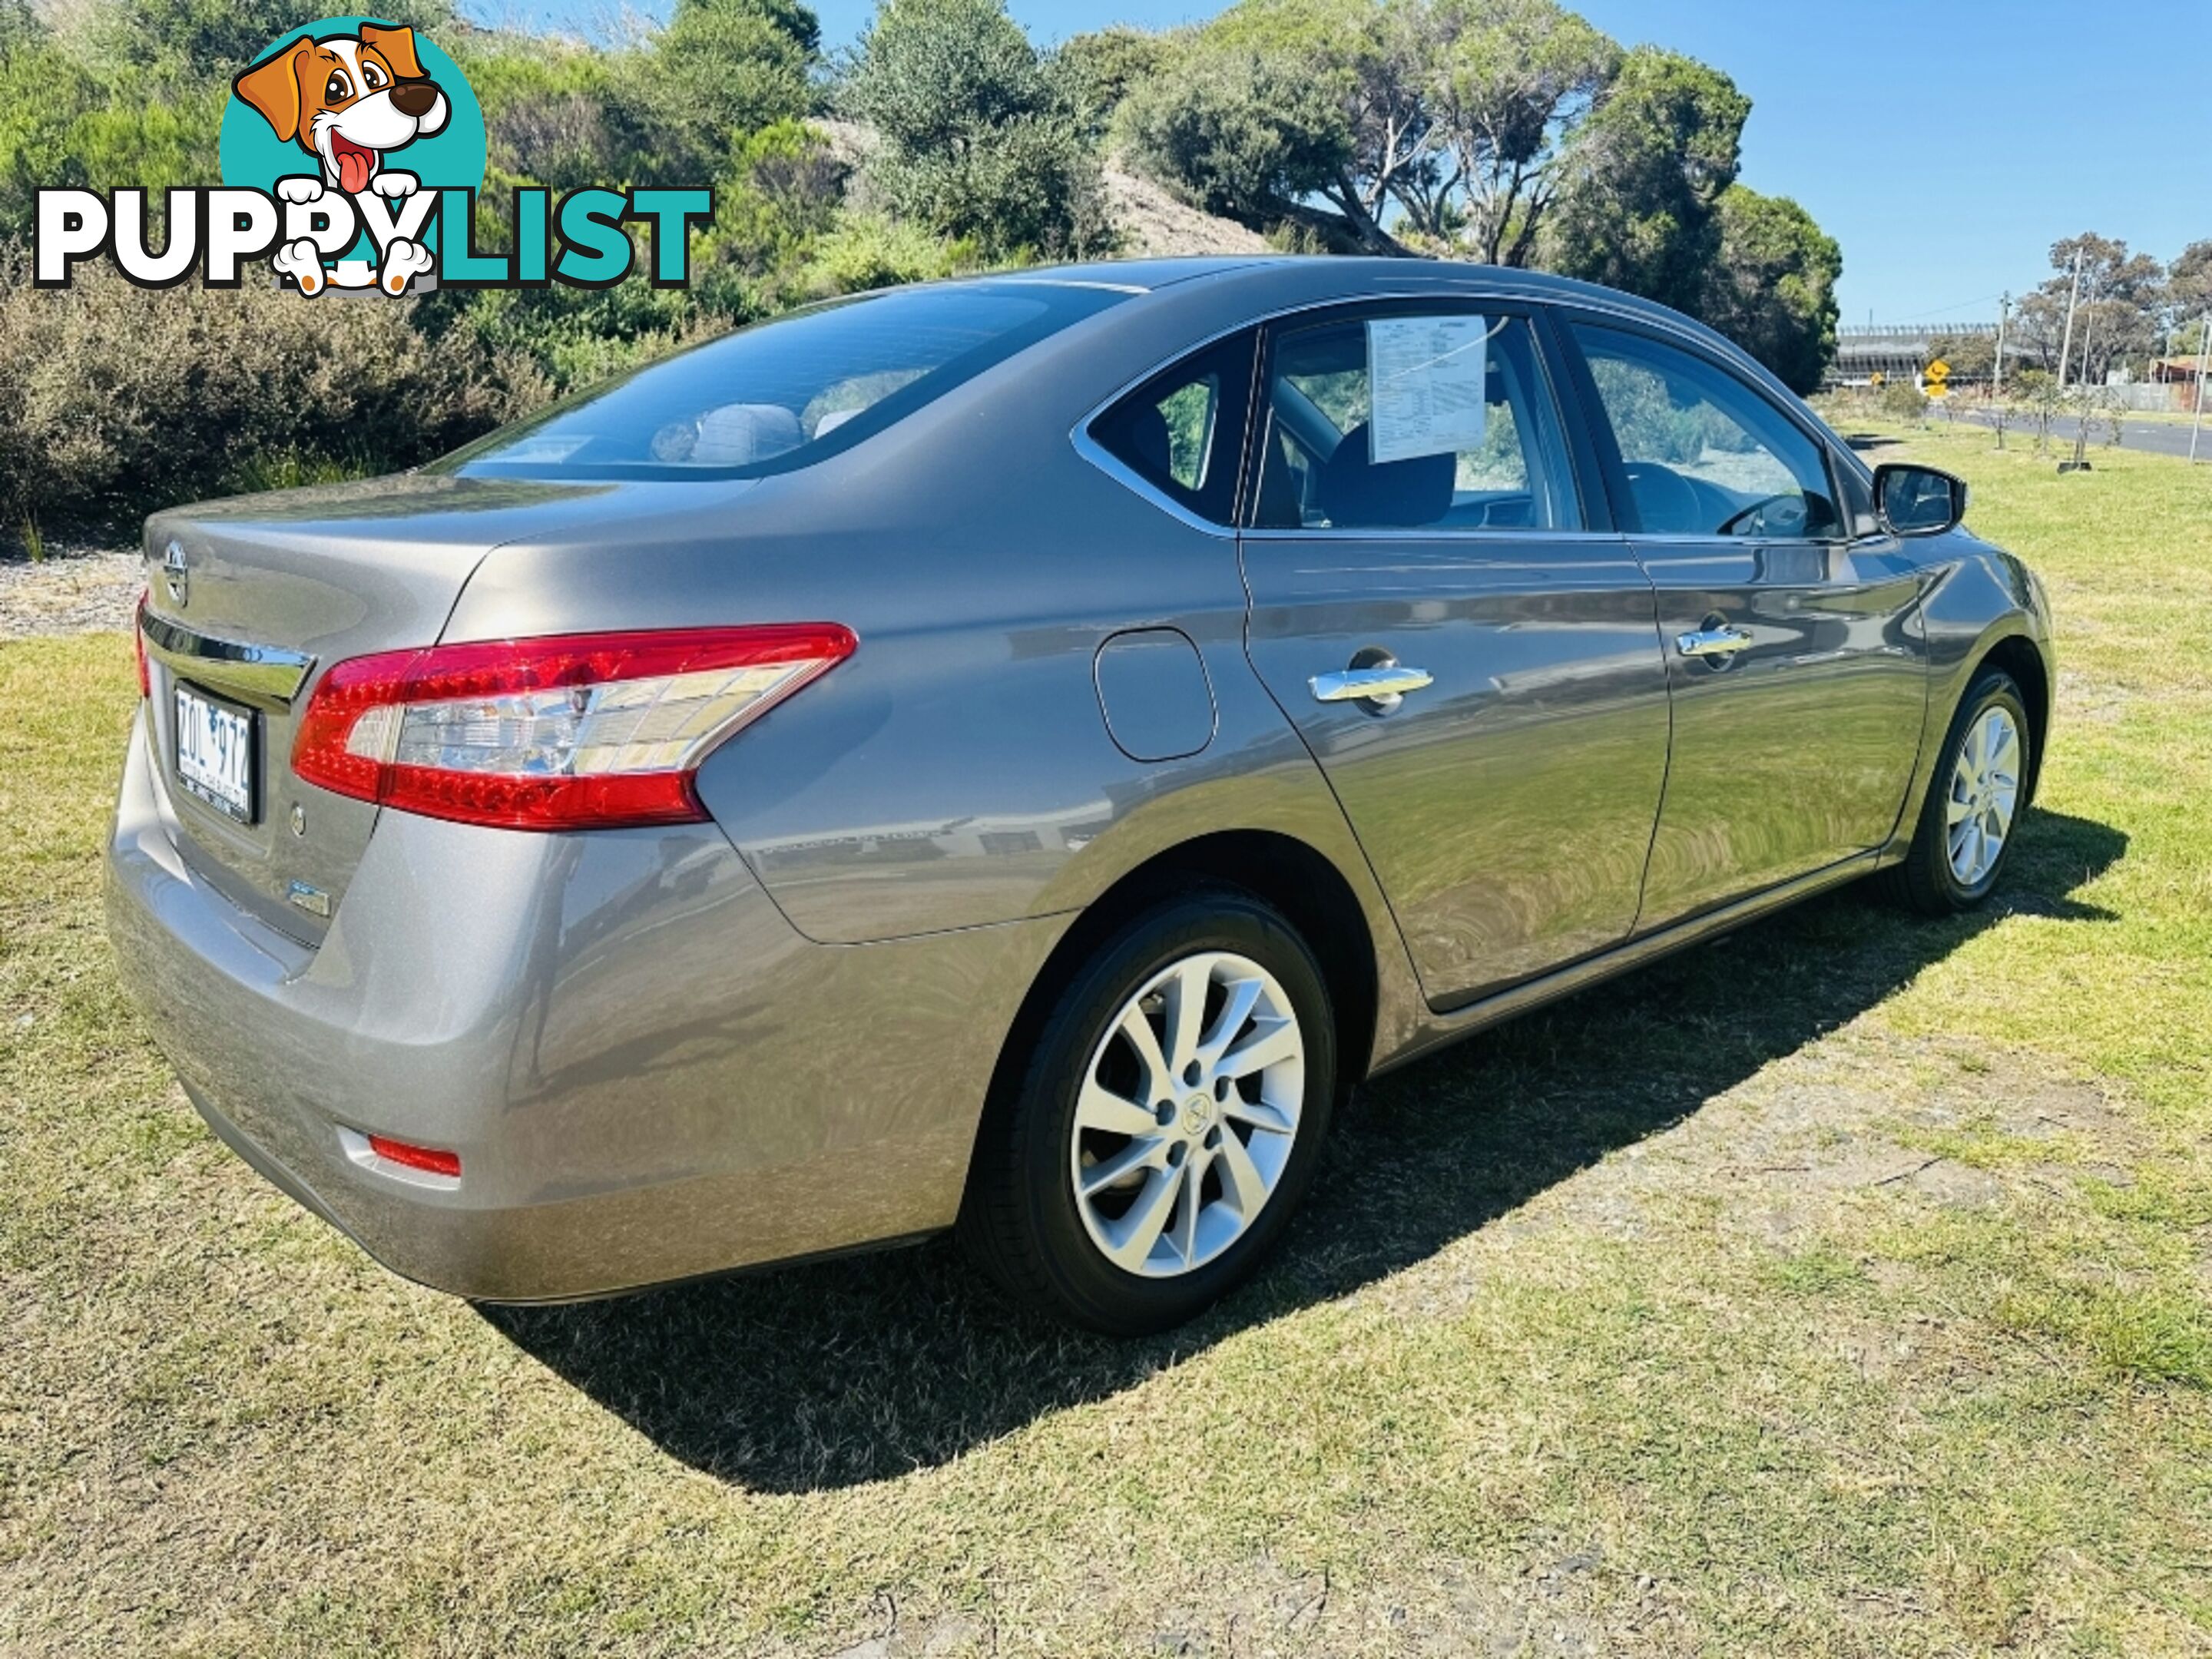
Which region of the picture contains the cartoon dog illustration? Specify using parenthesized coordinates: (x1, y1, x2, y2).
(233, 23, 449, 293)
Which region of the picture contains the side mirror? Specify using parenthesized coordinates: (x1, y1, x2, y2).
(1873, 463, 1967, 537)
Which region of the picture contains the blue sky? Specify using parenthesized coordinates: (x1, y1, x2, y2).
(469, 0, 2212, 325)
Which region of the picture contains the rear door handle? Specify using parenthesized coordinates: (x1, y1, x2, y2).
(1675, 625, 1753, 658)
(1310, 665, 1434, 705)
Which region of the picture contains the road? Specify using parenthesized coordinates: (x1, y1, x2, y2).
(1959, 406, 2210, 460)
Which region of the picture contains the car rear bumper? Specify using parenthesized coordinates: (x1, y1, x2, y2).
(105, 714, 1067, 1301)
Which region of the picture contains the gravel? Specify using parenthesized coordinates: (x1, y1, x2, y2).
(0, 550, 144, 640)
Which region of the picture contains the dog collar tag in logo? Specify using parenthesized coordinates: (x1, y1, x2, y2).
(162, 540, 190, 607)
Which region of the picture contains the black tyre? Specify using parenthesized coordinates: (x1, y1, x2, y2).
(1883, 667, 2033, 915)
(958, 888, 1336, 1335)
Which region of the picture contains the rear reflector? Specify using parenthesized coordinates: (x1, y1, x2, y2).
(134, 590, 150, 699)
(365, 1134, 462, 1178)
(290, 624, 856, 830)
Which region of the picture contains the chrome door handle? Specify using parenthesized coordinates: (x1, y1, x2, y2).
(1310, 665, 1434, 705)
(1675, 625, 1753, 658)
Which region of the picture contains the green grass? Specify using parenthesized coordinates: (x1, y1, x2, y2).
(3, 426, 2211, 1654)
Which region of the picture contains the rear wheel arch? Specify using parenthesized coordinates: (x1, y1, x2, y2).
(976, 833, 1380, 1156)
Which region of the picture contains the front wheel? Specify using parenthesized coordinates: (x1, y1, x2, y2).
(958, 889, 1336, 1335)
(1883, 667, 2033, 914)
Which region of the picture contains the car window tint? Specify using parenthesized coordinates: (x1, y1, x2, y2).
(1090, 331, 1255, 525)
(440, 283, 1129, 482)
(1571, 323, 1841, 540)
(1251, 312, 1578, 533)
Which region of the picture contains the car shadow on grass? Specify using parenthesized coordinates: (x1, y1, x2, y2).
(484, 808, 2124, 1494)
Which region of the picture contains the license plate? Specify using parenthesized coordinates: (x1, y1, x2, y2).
(173, 684, 258, 824)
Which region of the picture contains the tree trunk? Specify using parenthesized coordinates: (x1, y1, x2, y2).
(1320, 174, 1409, 256)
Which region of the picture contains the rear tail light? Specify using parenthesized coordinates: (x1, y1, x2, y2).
(291, 624, 856, 830)
(133, 590, 150, 699)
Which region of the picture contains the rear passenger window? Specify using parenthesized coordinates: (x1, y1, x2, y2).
(1251, 311, 1579, 533)
(1089, 332, 1256, 525)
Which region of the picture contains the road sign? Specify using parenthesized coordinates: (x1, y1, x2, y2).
(1923, 358, 1950, 399)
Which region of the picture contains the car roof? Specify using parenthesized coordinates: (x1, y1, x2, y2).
(995, 257, 1273, 291)
(984, 255, 1801, 422)
(985, 255, 1722, 345)
(1005, 254, 1651, 306)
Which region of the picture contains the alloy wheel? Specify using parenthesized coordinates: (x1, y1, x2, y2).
(1068, 950, 1305, 1278)
(1945, 704, 2022, 886)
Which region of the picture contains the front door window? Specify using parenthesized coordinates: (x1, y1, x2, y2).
(1573, 324, 1840, 541)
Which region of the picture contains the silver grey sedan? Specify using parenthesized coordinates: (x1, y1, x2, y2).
(109, 258, 2052, 1333)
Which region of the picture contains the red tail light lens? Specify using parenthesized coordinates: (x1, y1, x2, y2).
(134, 589, 151, 699)
(291, 624, 856, 830)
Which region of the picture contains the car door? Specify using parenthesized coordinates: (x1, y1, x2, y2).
(1561, 318, 1929, 929)
(1239, 301, 1672, 1008)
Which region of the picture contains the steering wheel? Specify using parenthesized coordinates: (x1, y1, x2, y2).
(1621, 462, 1704, 535)
(1715, 493, 1810, 539)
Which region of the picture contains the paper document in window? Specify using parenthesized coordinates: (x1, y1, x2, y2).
(1366, 315, 1489, 465)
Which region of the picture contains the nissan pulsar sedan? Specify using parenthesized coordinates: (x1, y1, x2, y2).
(110, 258, 2051, 1333)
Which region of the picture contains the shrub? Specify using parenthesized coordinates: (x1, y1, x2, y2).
(1051, 26, 1177, 141)
(78, 0, 453, 79)
(1878, 379, 1929, 423)
(605, 0, 818, 187)
(797, 212, 970, 295)
(840, 0, 1111, 258)
(0, 254, 545, 536)
(868, 111, 1110, 259)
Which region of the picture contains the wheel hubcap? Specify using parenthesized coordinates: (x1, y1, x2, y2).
(1945, 705, 2022, 887)
(1070, 950, 1305, 1279)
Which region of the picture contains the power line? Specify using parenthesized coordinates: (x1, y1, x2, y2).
(1887, 290, 2008, 323)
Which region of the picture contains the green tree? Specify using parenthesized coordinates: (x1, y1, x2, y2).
(1194, 0, 1420, 251)
(1541, 46, 1748, 314)
(2014, 367, 2059, 451)
(1701, 185, 1839, 395)
(842, 0, 1109, 258)
(1927, 329, 1997, 382)
(2012, 233, 2164, 382)
(1408, 0, 1618, 263)
(87, 0, 454, 79)
(1051, 25, 1177, 142)
(1129, 0, 1617, 259)
(1112, 43, 1354, 240)
(608, 0, 820, 187)
(458, 35, 620, 198)
(2168, 240, 2212, 323)
(0, 22, 224, 229)
(1105, 0, 1839, 377)
(846, 0, 1046, 153)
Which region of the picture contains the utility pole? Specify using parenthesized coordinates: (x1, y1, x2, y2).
(2191, 313, 2210, 464)
(1994, 293, 2009, 396)
(2075, 274, 2099, 392)
(2056, 246, 2085, 391)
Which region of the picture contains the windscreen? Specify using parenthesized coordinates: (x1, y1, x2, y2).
(440, 282, 1131, 482)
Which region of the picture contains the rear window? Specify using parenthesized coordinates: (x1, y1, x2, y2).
(440, 282, 1130, 482)
(1088, 329, 1256, 525)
